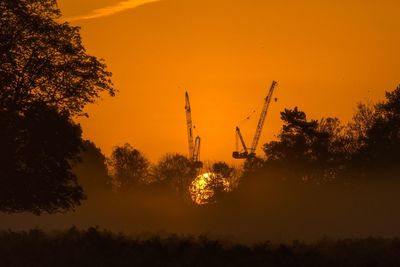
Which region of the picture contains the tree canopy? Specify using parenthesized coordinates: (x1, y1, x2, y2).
(109, 144, 150, 191)
(73, 141, 112, 193)
(211, 162, 234, 178)
(256, 85, 400, 184)
(0, 104, 84, 214)
(352, 86, 400, 173)
(0, 0, 115, 116)
(263, 107, 345, 182)
(154, 154, 197, 196)
(0, 0, 115, 214)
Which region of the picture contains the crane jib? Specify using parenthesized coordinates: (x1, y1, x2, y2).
(232, 80, 277, 159)
(250, 80, 277, 153)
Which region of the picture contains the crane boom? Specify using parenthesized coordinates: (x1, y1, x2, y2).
(232, 126, 249, 159)
(185, 92, 194, 159)
(236, 127, 248, 154)
(250, 80, 277, 153)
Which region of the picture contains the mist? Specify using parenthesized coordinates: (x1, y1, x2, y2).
(1, 166, 399, 244)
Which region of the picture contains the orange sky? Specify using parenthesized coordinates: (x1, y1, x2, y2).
(58, 0, 400, 163)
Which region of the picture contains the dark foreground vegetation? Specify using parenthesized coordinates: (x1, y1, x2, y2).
(1, 228, 400, 267)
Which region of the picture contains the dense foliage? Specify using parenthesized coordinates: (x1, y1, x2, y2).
(73, 141, 111, 193)
(108, 144, 150, 191)
(0, 104, 84, 214)
(252, 85, 400, 184)
(0, 0, 115, 116)
(153, 153, 197, 196)
(1, 228, 400, 267)
(0, 0, 115, 214)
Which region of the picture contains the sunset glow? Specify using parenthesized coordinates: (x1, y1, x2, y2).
(190, 172, 231, 205)
(57, 0, 400, 162)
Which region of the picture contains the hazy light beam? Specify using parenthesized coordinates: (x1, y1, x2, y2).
(65, 0, 160, 22)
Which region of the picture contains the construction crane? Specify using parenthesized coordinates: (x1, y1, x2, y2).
(185, 92, 203, 168)
(233, 80, 278, 159)
(233, 127, 249, 159)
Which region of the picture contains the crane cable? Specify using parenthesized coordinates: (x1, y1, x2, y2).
(238, 103, 262, 126)
(235, 104, 261, 152)
(235, 91, 279, 150)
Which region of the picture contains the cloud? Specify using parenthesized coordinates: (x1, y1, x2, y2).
(65, 0, 161, 22)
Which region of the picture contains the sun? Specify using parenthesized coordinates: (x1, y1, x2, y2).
(189, 172, 231, 205)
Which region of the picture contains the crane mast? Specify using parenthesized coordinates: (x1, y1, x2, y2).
(250, 80, 277, 154)
(193, 136, 201, 162)
(185, 92, 203, 167)
(185, 92, 194, 159)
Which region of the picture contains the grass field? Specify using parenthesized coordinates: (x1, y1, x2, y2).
(1, 228, 400, 267)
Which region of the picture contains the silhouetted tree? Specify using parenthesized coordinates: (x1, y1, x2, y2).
(242, 157, 265, 175)
(0, 104, 84, 214)
(0, 0, 115, 213)
(212, 161, 234, 178)
(109, 144, 150, 191)
(352, 85, 400, 173)
(257, 87, 400, 183)
(154, 154, 197, 196)
(73, 140, 112, 193)
(345, 103, 377, 153)
(263, 107, 345, 183)
(0, 0, 115, 116)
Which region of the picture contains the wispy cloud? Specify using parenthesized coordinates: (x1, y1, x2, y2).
(65, 0, 161, 22)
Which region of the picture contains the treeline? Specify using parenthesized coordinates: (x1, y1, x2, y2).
(75, 142, 236, 201)
(1, 228, 400, 267)
(76, 85, 400, 202)
(243, 85, 400, 185)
